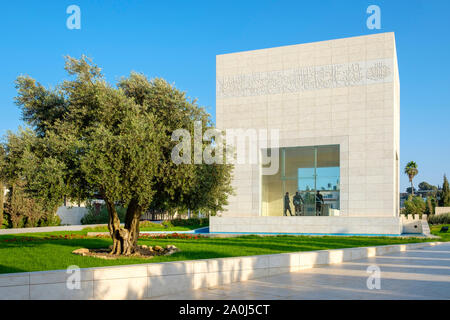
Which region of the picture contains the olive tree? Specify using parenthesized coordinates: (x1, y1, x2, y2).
(80, 108, 164, 254)
(11, 56, 233, 254)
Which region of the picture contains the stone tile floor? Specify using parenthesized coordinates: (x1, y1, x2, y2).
(150, 242, 450, 300)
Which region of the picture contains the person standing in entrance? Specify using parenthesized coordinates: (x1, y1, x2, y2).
(293, 191, 303, 215)
(284, 192, 293, 216)
(315, 190, 324, 216)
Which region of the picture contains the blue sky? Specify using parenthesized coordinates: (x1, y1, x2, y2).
(0, 0, 449, 191)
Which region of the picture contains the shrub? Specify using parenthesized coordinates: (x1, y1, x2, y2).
(83, 220, 170, 232)
(171, 217, 209, 227)
(139, 220, 165, 228)
(428, 213, 450, 225)
(425, 196, 436, 215)
(2, 182, 60, 228)
(38, 214, 61, 227)
(439, 175, 450, 206)
(81, 203, 126, 224)
(161, 220, 174, 228)
(1, 210, 61, 228)
(1, 212, 8, 229)
(403, 195, 426, 219)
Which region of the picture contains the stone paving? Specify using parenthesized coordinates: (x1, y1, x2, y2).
(150, 242, 450, 300)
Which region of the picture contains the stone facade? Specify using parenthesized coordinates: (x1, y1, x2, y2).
(435, 207, 450, 216)
(214, 33, 401, 234)
(56, 206, 88, 225)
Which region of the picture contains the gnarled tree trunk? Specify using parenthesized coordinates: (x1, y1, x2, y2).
(124, 199, 143, 254)
(106, 198, 142, 255)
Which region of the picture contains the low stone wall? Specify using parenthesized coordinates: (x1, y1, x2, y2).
(435, 207, 450, 216)
(0, 225, 88, 235)
(0, 241, 440, 300)
(210, 216, 403, 235)
(56, 206, 88, 225)
(401, 215, 423, 234)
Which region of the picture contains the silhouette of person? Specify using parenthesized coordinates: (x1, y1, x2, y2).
(284, 192, 293, 216)
(316, 190, 324, 215)
(293, 191, 303, 215)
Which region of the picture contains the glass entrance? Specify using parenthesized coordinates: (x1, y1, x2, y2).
(261, 144, 340, 217)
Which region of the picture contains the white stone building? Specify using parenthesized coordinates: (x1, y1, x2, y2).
(211, 32, 402, 235)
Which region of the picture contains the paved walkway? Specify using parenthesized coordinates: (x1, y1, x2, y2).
(150, 242, 450, 300)
(0, 224, 112, 235)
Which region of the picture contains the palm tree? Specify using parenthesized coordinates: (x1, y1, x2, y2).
(404, 161, 419, 196)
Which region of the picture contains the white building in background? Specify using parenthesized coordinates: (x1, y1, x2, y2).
(211, 32, 402, 235)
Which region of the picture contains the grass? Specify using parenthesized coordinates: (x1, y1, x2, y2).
(430, 224, 450, 242)
(0, 224, 448, 274)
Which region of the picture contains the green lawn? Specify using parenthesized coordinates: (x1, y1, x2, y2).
(430, 224, 450, 241)
(0, 224, 448, 274)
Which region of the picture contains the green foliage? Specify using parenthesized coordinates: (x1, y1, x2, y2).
(404, 161, 419, 195)
(2, 128, 67, 215)
(2, 181, 60, 228)
(1, 218, 7, 229)
(38, 214, 61, 227)
(403, 195, 426, 219)
(404, 161, 418, 177)
(418, 181, 437, 191)
(440, 174, 450, 207)
(10, 56, 164, 220)
(2, 56, 234, 236)
(82, 219, 206, 232)
(161, 220, 174, 228)
(0, 129, 64, 228)
(171, 217, 209, 228)
(425, 196, 436, 216)
(428, 213, 450, 225)
(81, 204, 126, 225)
(119, 73, 234, 214)
(406, 187, 415, 194)
(139, 220, 168, 229)
(14, 75, 68, 137)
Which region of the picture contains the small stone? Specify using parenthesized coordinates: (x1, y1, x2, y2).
(154, 245, 163, 252)
(141, 245, 148, 249)
(73, 248, 90, 255)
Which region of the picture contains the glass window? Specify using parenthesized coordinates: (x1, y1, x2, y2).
(261, 144, 340, 216)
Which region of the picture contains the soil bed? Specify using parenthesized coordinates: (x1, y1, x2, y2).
(72, 244, 179, 260)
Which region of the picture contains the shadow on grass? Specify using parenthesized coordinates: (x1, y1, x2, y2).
(0, 265, 28, 274)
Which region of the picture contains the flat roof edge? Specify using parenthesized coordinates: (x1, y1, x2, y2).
(216, 32, 396, 57)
